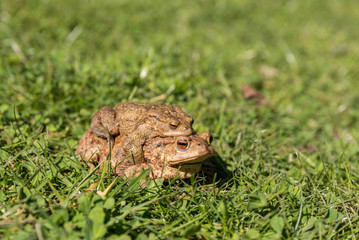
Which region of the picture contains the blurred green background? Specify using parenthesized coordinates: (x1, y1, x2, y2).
(1, 0, 359, 239)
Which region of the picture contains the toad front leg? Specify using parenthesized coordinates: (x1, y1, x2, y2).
(123, 163, 167, 180)
(122, 124, 154, 164)
(91, 106, 120, 139)
(123, 163, 196, 181)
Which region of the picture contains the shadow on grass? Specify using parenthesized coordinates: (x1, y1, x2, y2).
(176, 153, 232, 188)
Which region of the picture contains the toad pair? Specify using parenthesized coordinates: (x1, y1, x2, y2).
(76, 102, 213, 180)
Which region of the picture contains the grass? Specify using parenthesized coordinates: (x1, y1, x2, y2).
(1, 0, 359, 238)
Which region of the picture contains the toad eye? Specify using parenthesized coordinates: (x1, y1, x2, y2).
(176, 138, 190, 151)
(169, 122, 179, 129)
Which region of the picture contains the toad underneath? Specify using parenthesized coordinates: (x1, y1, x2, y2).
(76, 129, 213, 181)
(90, 102, 194, 164)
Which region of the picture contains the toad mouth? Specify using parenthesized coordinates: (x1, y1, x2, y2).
(168, 152, 212, 166)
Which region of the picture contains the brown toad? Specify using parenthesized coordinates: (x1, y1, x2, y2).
(90, 102, 194, 164)
(76, 130, 213, 181)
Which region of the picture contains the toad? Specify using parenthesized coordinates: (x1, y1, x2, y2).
(76, 130, 213, 181)
(90, 102, 194, 164)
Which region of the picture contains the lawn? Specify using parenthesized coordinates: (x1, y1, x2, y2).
(1, 0, 359, 239)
